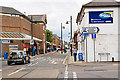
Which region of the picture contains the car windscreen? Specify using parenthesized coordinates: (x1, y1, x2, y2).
(18, 52, 23, 55)
(11, 52, 17, 56)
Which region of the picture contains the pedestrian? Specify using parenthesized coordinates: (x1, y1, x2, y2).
(73, 46, 77, 62)
(33, 46, 36, 56)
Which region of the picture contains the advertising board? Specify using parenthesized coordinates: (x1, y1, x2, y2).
(89, 11, 113, 23)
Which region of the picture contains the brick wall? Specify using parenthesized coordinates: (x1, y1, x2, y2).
(1, 15, 47, 54)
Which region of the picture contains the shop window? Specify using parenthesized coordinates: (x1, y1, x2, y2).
(10, 40, 14, 43)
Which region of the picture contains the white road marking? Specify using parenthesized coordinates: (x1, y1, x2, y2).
(27, 63, 32, 66)
(64, 65, 68, 79)
(30, 62, 38, 66)
(0, 69, 2, 72)
(8, 68, 25, 76)
(73, 72, 77, 79)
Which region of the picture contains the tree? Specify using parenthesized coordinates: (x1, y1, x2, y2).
(46, 29, 53, 42)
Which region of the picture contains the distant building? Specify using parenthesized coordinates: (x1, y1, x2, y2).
(76, 0, 120, 62)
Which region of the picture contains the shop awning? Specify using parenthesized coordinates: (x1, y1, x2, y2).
(0, 32, 42, 41)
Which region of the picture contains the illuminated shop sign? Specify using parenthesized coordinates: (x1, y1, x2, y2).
(89, 11, 113, 23)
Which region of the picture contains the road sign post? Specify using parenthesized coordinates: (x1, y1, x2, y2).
(83, 27, 99, 34)
(92, 33, 96, 62)
(0, 40, 1, 58)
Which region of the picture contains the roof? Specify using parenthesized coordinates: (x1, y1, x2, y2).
(0, 32, 42, 41)
(0, 6, 24, 15)
(28, 15, 47, 24)
(83, 2, 120, 7)
(76, 1, 120, 23)
(0, 6, 47, 24)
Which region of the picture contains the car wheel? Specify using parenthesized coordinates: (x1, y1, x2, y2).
(22, 59, 26, 64)
(7, 61, 11, 65)
(28, 59, 30, 63)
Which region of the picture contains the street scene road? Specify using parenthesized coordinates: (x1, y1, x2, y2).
(1, 51, 119, 79)
(0, 0, 120, 80)
(2, 52, 67, 79)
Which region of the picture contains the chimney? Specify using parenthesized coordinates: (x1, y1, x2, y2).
(92, 0, 116, 2)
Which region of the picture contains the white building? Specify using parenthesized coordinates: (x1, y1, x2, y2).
(76, 0, 120, 62)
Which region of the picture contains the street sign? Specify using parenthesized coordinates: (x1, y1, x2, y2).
(83, 33, 89, 36)
(83, 27, 99, 34)
(70, 39, 74, 43)
(92, 34, 96, 40)
(2, 40, 10, 44)
(30, 39, 34, 45)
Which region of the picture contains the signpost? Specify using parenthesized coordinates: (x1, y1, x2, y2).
(0, 40, 1, 58)
(30, 39, 34, 45)
(82, 27, 99, 62)
(83, 27, 99, 34)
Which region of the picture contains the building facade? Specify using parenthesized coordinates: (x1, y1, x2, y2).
(76, 0, 120, 62)
(0, 6, 47, 56)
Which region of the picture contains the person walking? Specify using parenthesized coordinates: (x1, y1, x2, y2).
(73, 46, 77, 62)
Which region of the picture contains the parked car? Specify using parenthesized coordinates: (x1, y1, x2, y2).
(7, 50, 30, 65)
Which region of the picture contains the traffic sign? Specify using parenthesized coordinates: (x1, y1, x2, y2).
(92, 34, 96, 40)
(83, 27, 99, 34)
(83, 33, 89, 36)
(30, 39, 34, 45)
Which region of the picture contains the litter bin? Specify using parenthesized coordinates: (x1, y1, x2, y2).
(4, 52, 8, 59)
(78, 53, 83, 61)
(52, 49, 54, 51)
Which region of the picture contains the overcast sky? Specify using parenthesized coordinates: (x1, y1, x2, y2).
(0, 0, 120, 42)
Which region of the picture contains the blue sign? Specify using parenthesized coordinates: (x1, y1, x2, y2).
(83, 33, 89, 36)
(89, 11, 113, 23)
(92, 34, 96, 39)
(81, 35, 85, 40)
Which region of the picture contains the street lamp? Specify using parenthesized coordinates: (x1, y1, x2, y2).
(61, 23, 65, 54)
(30, 16, 34, 56)
(66, 16, 72, 56)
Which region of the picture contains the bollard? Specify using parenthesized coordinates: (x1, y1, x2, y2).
(112, 57, 114, 62)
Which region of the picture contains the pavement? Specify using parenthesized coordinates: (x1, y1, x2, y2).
(58, 53, 119, 79)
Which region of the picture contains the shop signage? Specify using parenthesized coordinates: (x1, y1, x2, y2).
(9, 45, 18, 51)
(89, 11, 113, 23)
(2, 40, 10, 44)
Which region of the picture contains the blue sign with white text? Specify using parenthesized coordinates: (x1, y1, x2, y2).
(92, 34, 96, 39)
(89, 11, 113, 23)
(83, 33, 89, 36)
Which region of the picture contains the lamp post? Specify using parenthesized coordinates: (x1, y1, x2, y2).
(66, 16, 72, 56)
(61, 23, 65, 54)
(0, 40, 1, 58)
(31, 16, 34, 56)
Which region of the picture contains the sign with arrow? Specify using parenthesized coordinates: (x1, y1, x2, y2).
(83, 27, 99, 34)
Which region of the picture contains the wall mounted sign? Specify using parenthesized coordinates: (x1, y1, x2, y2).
(89, 11, 113, 23)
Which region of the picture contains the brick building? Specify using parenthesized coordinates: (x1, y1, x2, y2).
(53, 34, 61, 48)
(0, 6, 47, 56)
